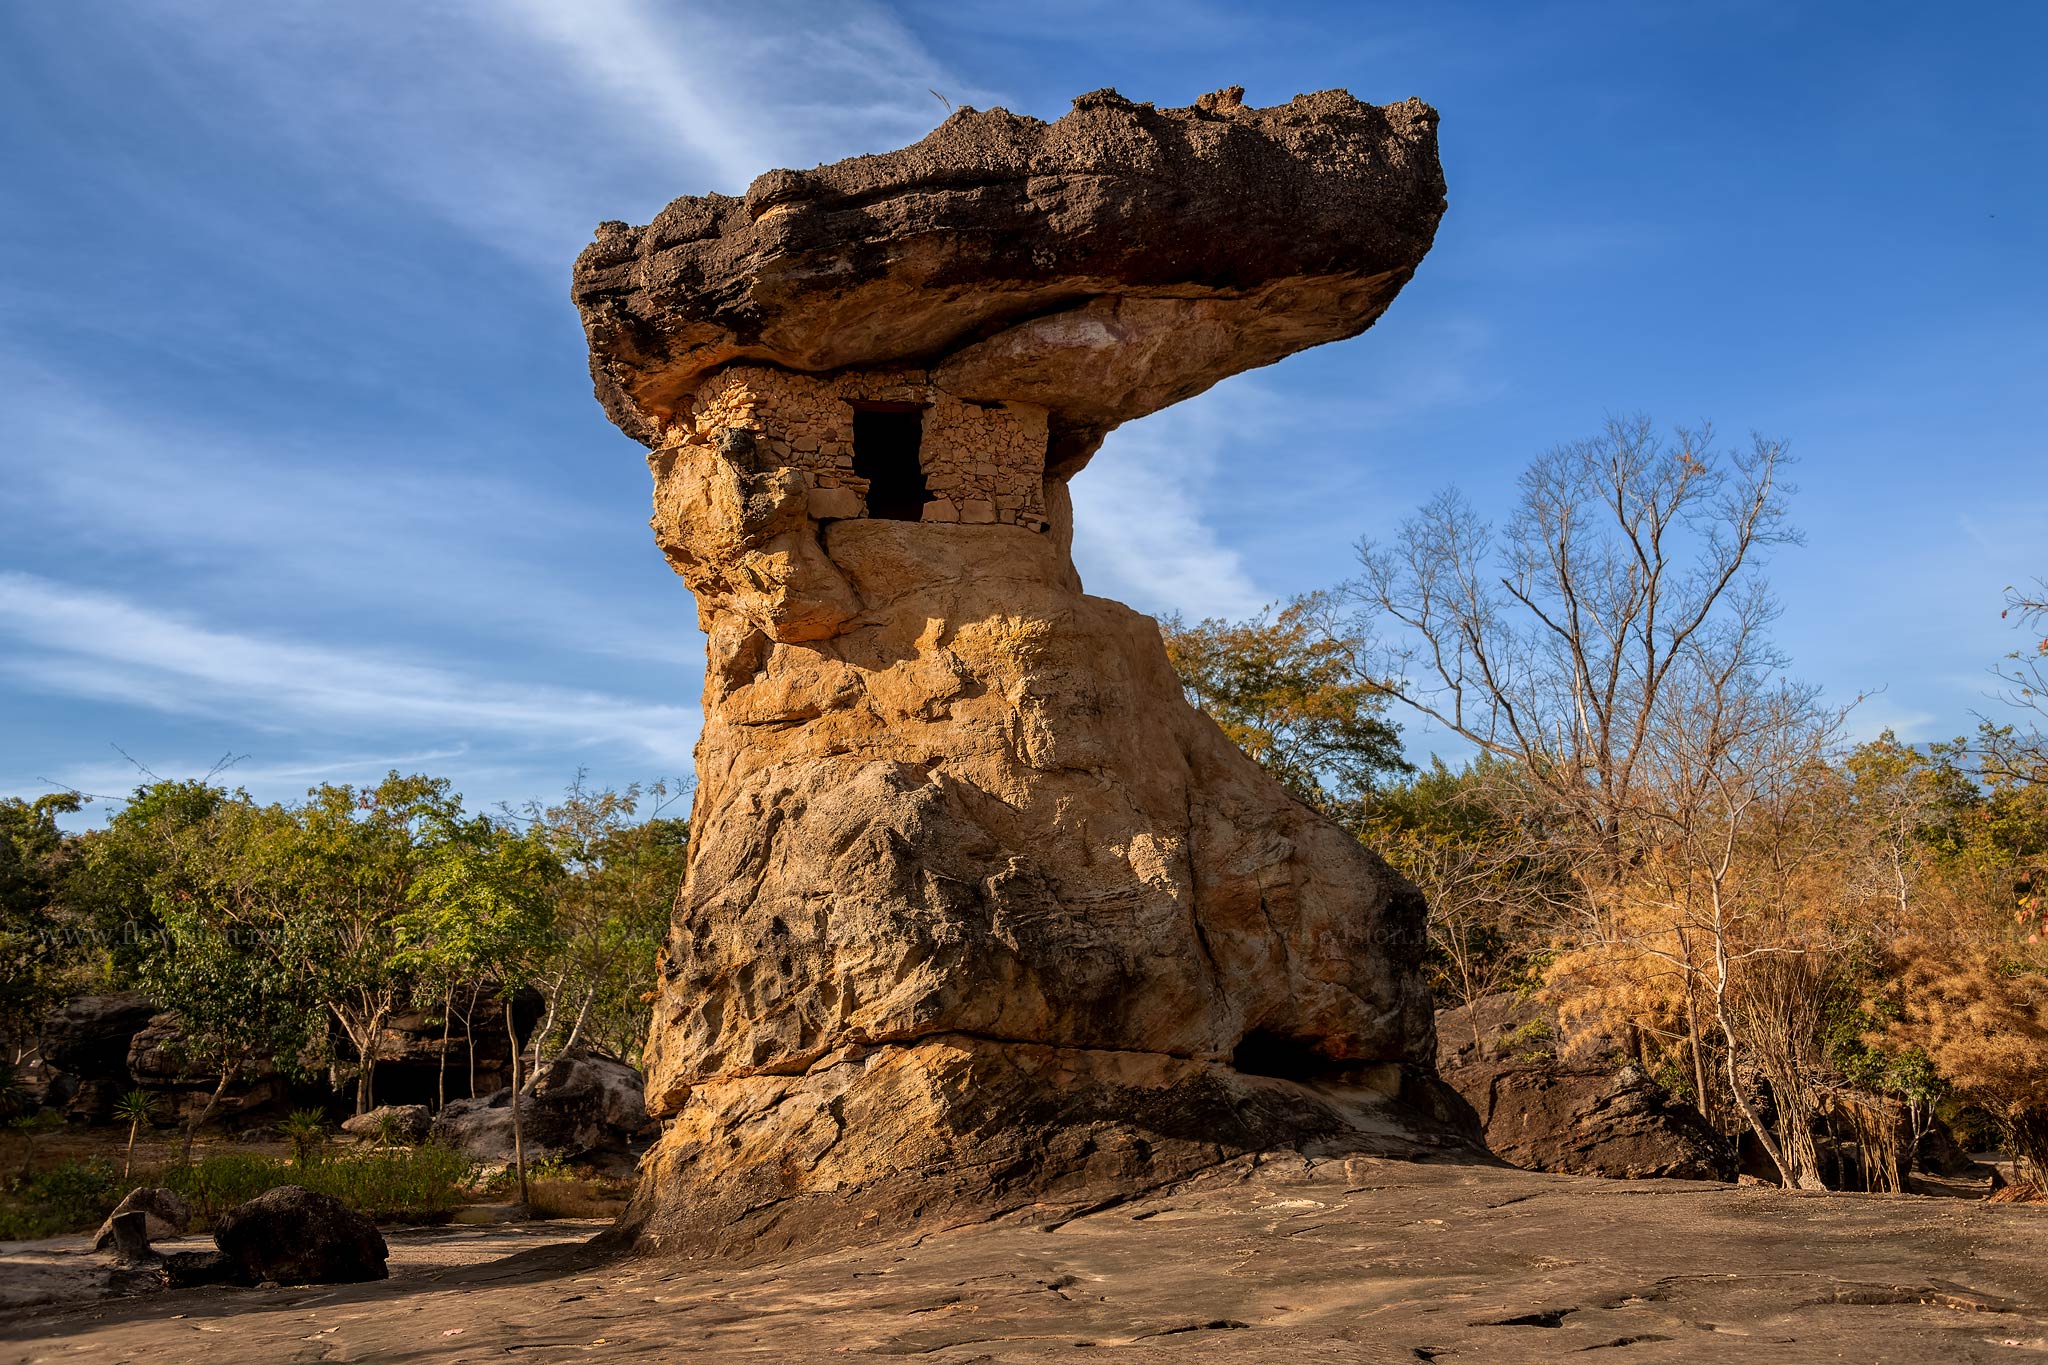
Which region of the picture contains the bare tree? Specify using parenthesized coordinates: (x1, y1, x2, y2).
(1352, 416, 1799, 916)
(1351, 418, 1860, 1187)
(1986, 579, 2048, 786)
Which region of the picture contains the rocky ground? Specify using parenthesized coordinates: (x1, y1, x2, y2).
(5, 1155, 2045, 1363)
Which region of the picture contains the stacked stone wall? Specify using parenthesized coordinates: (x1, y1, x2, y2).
(666, 365, 1050, 531)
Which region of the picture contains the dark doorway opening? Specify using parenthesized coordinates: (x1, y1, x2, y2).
(1232, 1028, 1338, 1081)
(851, 404, 929, 521)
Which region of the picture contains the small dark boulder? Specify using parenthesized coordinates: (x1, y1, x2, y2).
(162, 1249, 235, 1288)
(212, 1186, 388, 1285)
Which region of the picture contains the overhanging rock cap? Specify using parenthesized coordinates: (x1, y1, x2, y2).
(574, 85, 1446, 475)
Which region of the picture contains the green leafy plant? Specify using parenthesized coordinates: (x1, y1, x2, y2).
(277, 1108, 328, 1170)
(160, 1145, 475, 1226)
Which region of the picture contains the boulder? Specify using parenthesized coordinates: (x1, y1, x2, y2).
(524, 1050, 652, 1150)
(429, 1089, 526, 1165)
(125, 1012, 287, 1123)
(1437, 995, 1732, 1181)
(92, 1187, 190, 1251)
(430, 1053, 651, 1164)
(161, 1249, 234, 1287)
(574, 84, 1468, 1260)
(340, 1104, 431, 1145)
(211, 1186, 388, 1285)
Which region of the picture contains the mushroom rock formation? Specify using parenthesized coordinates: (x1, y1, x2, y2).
(573, 85, 1462, 1261)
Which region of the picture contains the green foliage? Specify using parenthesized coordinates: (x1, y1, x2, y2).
(132, 790, 325, 1109)
(0, 1158, 120, 1240)
(399, 811, 563, 993)
(278, 1108, 328, 1169)
(511, 776, 688, 1064)
(63, 780, 228, 987)
(1365, 757, 1566, 1008)
(0, 792, 83, 1041)
(159, 1146, 477, 1227)
(111, 1090, 156, 1127)
(1501, 1017, 1555, 1063)
(1163, 593, 1408, 822)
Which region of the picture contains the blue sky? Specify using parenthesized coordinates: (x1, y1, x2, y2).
(2, 1, 2043, 822)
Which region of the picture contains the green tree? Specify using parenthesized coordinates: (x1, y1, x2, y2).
(63, 780, 228, 987)
(401, 812, 561, 1210)
(514, 775, 688, 1069)
(1162, 592, 1408, 823)
(135, 791, 324, 1162)
(287, 774, 461, 1115)
(0, 793, 82, 1056)
(1365, 758, 1569, 1034)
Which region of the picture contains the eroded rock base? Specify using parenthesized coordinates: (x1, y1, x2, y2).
(611, 1034, 1472, 1262)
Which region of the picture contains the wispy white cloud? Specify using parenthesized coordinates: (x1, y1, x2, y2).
(0, 572, 701, 766)
(1069, 387, 1271, 622)
(122, 0, 985, 266)
(0, 351, 702, 670)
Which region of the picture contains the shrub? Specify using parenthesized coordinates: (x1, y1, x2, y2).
(0, 1159, 121, 1240)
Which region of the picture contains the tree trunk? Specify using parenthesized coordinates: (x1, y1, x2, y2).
(529, 977, 561, 1077)
(124, 1120, 138, 1180)
(506, 996, 528, 1212)
(181, 1060, 239, 1166)
(559, 988, 596, 1057)
(437, 984, 453, 1113)
(464, 982, 481, 1098)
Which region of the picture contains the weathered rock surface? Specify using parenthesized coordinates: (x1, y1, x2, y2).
(575, 86, 1458, 1260)
(1437, 994, 1733, 1181)
(429, 1053, 650, 1165)
(11, 1160, 2048, 1361)
(340, 1103, 431, 1145)
(36, 993, 158, 1118)
(91, 1188, 190, 1252)
(575, 84, 1446, 472)
(523, 1050, 652, 1152)
(211, 1186, 388, 1286)
(39, 993, 158, 1080)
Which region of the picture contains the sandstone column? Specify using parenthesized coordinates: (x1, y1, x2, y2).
(573, 85, 1461, 1260)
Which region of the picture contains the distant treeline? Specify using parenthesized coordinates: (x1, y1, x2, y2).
(2, 771, 688, 1135)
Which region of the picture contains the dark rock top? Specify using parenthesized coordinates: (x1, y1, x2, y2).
(574, 86, 1446, 472)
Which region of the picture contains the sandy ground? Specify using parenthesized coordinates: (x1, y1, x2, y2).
(4, 1156, 2047, 1363)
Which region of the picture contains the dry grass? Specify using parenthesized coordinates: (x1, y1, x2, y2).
(526, 1175, 632, 1221)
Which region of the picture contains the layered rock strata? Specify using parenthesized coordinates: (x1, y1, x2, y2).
(573, 85, 1458, 1260)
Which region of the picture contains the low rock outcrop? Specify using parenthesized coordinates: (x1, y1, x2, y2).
(91, 1188, 190, 1252)
(1437, 994, 1732, 1181)
(429, 1052, 651, 1165)
(211, 1186, 388, 1286)
(574, 85, 1464, 1260)
(340, 1103, 431, 1145)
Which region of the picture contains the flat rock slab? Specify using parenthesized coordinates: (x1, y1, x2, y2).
(4, 1161, 2045, 1362)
